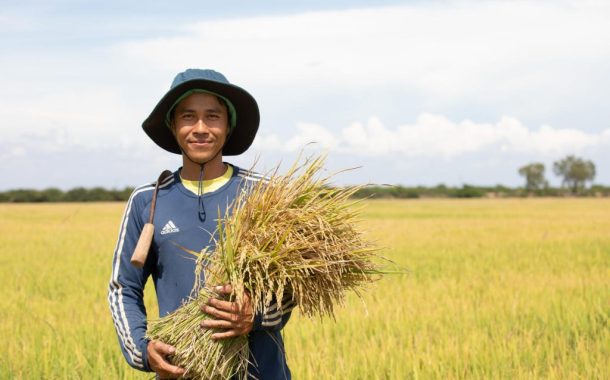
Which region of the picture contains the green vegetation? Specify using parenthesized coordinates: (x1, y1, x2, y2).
(553, 156, 597, 195)
(0, 187, 134, 202)
(1, 199, 609, 379)
(352, 184, 610, 199)
(518, 163, 547, 191)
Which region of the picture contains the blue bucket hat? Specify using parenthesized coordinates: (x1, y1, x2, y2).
(142, 69, 260, 156)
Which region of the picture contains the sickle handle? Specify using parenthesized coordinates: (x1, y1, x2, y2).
(130, 223, 154, 268)
(130, 170, 173, 268)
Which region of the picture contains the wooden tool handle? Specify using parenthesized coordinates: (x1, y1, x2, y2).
(130, 223, 154, 268)
(129, 170, 173, 268)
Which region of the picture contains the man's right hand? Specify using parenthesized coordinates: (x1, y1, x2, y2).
(147, 340, 186, 379)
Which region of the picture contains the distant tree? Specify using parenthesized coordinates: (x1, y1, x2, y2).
(590, 184, 610, 197)
(118, 187, 135, 201)
(63, 187, 89, 202)
(453, 184, 484, 198)
(553, 155, 596, 194)
(88, 187, 115, 201)
(389, 186, 420, 199)
(518, 163, 548, 192)
(6, 189, 44, 202)
(41, 188, 64, 202)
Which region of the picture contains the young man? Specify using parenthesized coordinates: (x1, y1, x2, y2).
(108, 69, 294, 379)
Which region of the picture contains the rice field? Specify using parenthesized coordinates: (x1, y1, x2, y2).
(0, 198, 608, 379)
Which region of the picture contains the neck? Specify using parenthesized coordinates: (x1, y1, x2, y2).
(180, 154, 226, 181)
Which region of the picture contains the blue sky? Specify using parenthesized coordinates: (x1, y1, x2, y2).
(1, 0, 609, 190)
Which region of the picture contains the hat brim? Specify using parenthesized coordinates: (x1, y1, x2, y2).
(142, 79, 259, 156)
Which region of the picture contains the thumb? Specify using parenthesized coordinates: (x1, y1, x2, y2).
(153, 340, 176, 356)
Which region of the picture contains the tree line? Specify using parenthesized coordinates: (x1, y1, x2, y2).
(0, 156, 605, 202)
(351, 183, 610, 199)
(1, 182, 608, 203)
(0, 187, 134, 203)
(354, 155, 605, 199)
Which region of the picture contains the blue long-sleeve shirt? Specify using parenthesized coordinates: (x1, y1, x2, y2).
(108, 165, 294, 379)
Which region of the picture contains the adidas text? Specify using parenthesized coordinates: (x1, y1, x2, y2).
(160, 220, 180, 235)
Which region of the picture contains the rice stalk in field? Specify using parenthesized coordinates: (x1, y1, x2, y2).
(147, 154, 384, 379)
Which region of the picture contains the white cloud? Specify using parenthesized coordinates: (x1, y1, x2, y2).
(2, 1, 610, 187)
(252, 114, 610, 158)
(3, 0, 609, 147)
(285, 122, 339, 151)
(0, 84, 142, 144)
(116, 1, 610, 104)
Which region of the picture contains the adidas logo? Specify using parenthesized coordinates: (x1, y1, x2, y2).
(160, 220, 180, 235)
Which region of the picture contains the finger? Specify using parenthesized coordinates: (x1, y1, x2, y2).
(242, 291, 251, 302)
(153, 341, 177, 356)
(214, 284, 232, 294)
(211, 329, 241, 340)
(201, 304, 238, 322)
(149, 353, 186, 378)
(157, 362, 186, 379)
(206, 297, 239, 313)
(201, 319, 234, 329)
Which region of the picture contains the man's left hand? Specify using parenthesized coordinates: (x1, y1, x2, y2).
(200, 284, 254, 340)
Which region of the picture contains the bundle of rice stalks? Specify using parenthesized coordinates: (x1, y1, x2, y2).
(147, 154, 384, 379)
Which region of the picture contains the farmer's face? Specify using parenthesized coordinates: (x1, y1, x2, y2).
(171, 92, 229, 164)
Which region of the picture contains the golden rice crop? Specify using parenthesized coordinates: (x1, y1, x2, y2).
(1, 200, 608, 378)
(147, 155, 384, 379)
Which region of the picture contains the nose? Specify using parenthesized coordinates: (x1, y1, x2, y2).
(193, 118, 209, 134)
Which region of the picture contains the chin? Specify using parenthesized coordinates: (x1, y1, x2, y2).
(189, 149, 221, 162)
(190, 154, 214, 162)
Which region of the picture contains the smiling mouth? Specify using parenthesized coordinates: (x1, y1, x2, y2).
(189, 141, 213, 145)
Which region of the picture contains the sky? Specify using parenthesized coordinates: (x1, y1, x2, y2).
(1, 0, 609, 190)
